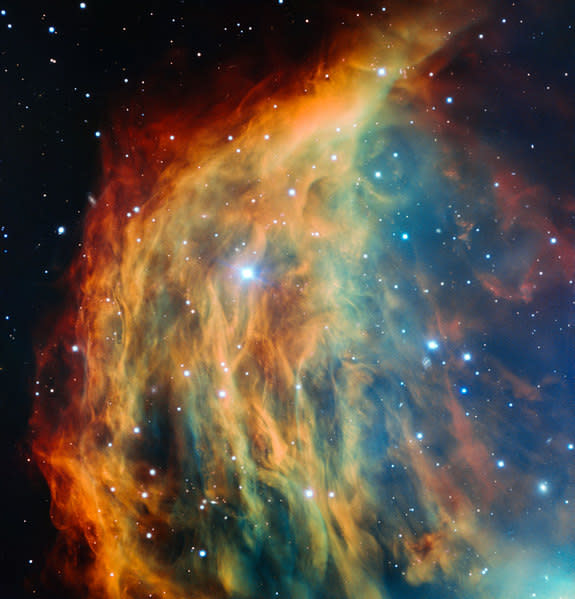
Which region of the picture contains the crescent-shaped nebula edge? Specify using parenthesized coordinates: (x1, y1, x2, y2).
(30, 3, 575, 598)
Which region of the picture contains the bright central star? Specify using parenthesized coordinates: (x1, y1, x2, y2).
(241, 267, 254, 280)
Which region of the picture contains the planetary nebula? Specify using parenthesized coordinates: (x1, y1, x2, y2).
(31, 4, 575, 599)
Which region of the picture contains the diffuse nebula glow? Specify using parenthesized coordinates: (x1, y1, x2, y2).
(30, 4, 575, 599)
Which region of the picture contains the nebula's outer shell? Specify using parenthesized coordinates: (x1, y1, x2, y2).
(31, 4, 575, 599)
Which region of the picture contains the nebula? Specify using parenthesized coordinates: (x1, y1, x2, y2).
(31, 3, 575, 599)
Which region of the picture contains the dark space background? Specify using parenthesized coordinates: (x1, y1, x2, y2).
(1, 1, 574, 597)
